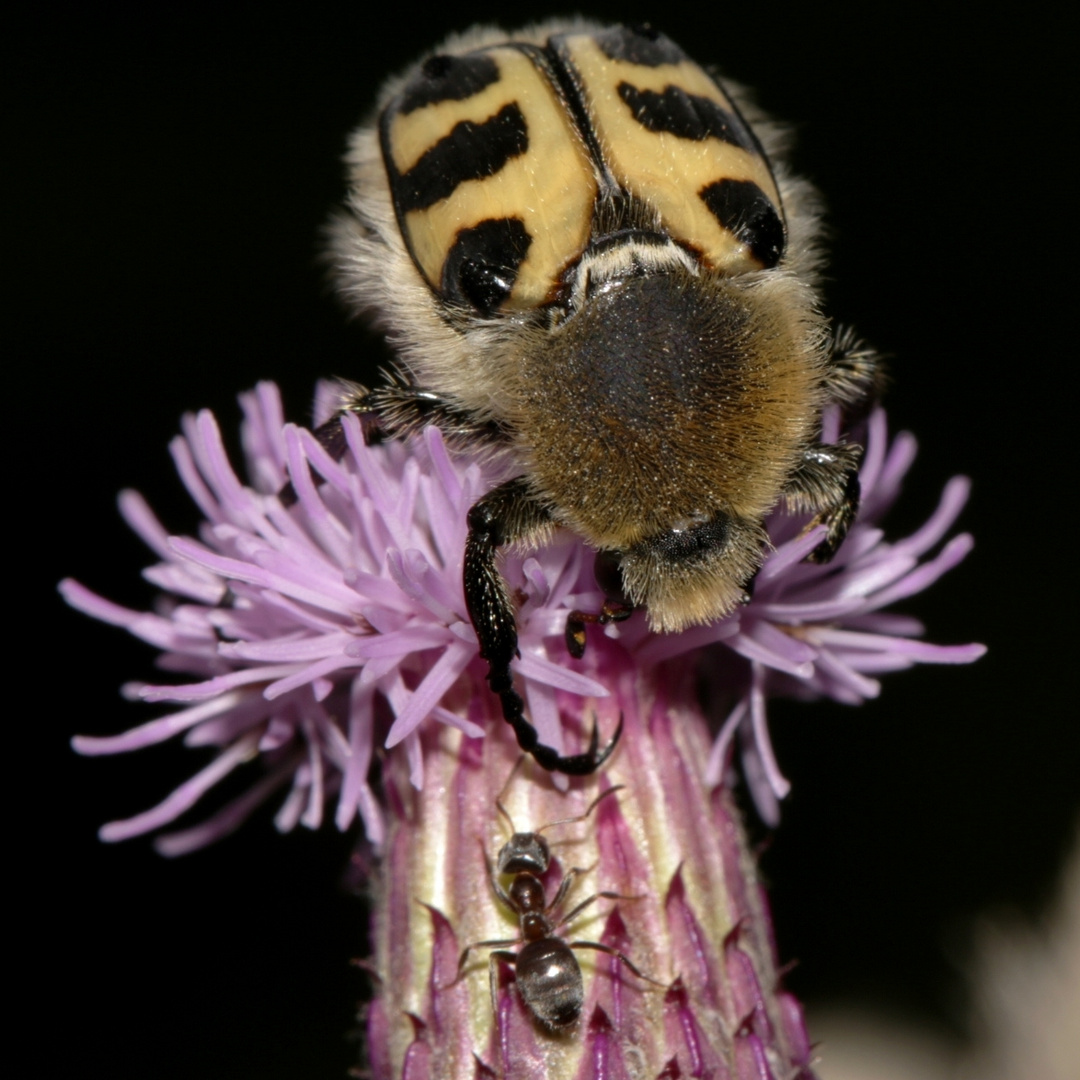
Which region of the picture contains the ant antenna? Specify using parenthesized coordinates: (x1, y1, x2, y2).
(493, 754, 625, 846)
(495, 755, 529, 835)
(536, 785, 625, 836)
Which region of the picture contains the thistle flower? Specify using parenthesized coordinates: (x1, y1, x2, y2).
(62, 382, 983, 1077)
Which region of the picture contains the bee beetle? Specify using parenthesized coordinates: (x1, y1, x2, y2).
(328, 21, 883, 774)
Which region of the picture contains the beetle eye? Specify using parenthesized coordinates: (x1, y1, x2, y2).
(593, 550, 630, 605)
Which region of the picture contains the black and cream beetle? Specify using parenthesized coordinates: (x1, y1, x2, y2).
(326, 21, 884, 773)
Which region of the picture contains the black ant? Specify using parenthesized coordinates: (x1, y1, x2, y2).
(454, 763, 661, 1030)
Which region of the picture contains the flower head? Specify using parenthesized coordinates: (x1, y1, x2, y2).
(62, 384, 983, 851)
(63, 383, 985, 1077)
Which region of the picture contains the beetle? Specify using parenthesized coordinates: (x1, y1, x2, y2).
(325, 21, 883, 773)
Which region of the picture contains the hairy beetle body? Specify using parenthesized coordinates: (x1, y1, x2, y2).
(329, 20, 882, 772)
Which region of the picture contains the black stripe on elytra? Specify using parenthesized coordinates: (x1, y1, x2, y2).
(617, 83, 757, 148)
(392, 103, 529, 214)
(441, 217, 532, 314)
(698, 178, 785, 267)
(594, 24, 686, 67)
(398, 52, 500, 116)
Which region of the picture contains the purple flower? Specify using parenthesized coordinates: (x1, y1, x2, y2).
(62, 384, 982, 852)
(62, 383, 983, 1076)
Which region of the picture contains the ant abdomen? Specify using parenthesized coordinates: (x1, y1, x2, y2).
(514, 939, 584, 1030)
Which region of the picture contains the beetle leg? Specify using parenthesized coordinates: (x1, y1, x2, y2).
(565, 600, 634, 659)
(782, 442, 864, 562)
(280, 374, 510, 504)
(332, 372, 512, 449)
(824, 324, 887, 419)
(465, 478, 622, 774)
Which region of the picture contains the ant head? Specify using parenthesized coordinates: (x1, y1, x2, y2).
(497, 831, 551, 876)
(493, 757, 624, 876)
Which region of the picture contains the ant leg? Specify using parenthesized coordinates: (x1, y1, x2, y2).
(465, 479, 622, 775)
(568, 941, 667, 987)
(782, 443, 864, 562)
(453, 939, 518, 987)
(555, 890, 643, 932)
(544, 865, 594, 916)
(487, 950, 519, 1016)
(482, 847, 515, 911)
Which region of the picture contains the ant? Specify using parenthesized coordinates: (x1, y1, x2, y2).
(454, 762, 661, 1031)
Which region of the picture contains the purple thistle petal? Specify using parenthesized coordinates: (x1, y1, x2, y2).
(72, 692, 247, 754)
(65, 385, 982, 866)
(634, 618, 741, 665)
(514, 652, 609, 696)
(854, 406, 889, 497)
(116, 489, 174, 562)
(155, 755, 302, 857)
(240, 383, 288, 484)
(729, 628, 814, 679)
(168, 430, 220, 524)
(264, 654, 360, 699)
(758, 526, 828, 581)
(706, 695, 749, 787)
(843, 611, 926, 635)
(863, 428, 919, 519)
(813, 648, 882, 700)
(347, 625, 453, 659)
(859, 532, 975, 611)
(810, 627, 987, 664)
(60, 578, 159, 629)
(99, 730, 262, 841)
(522, 677, 563, 754)
(750, 665, 791, 802)
(218, 633, 354, 662)
(139, 664, 300, 702)
(893, 475, 971, 557)
(384, 640, 474, 747)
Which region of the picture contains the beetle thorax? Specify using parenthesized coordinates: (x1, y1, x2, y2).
(511, 263, 825, 548)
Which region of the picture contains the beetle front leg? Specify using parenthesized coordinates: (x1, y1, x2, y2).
(464, 477, 621, 775)
(783, 442, 863, 561)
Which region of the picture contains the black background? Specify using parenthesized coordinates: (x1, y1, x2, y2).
(12, 3, 1075, 1076)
